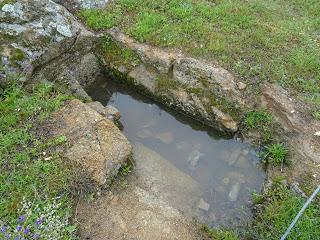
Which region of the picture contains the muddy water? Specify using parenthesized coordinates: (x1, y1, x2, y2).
(87, 80, 265, 227)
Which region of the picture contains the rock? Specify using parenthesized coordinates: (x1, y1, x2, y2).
(53, 0, 109, 12)
(173, 58, 238, 93)
(237, 81, 247, 90)
(198, 198, 210, 211)
(155, 131, 174, 144)
(103, 30, 243, 133)
(314, 131, 320, 137)
(291, 182, 308, 198)
(45, 99, 132, 185)
(188, 149, 204, 171)
(211, 106, 238, 132)
(108, 27, 177, 74)
(0, 0, 101, 95)
(86, 101, 121, 122)
(128, 64, 158, 93)
(133, 142, 203, 217)
(228, 182, 241, 202)
(77, 185, 200, 240)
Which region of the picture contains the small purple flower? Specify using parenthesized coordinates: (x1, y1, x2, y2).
(35, 218, 43, 225)
(14, 236, 20, 240)
(16, 225, 22, 232)
(23, 226, 30, 235)
(1, 225, 6, 233)
(6, 233, 11, 239)
(32, 233, 40, 239)
(18, 215, 25, 223)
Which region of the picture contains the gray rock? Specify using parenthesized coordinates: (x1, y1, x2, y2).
(128, 64, 158, 93)
(228, 182, 241, 202)
(0, 0, 100, 94)
(86, 101, 121, 122)
(53, 0, 109, 12)
(198, 198, 210, 211)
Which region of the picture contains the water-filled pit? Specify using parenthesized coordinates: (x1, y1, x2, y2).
(87, 77, 265, 226)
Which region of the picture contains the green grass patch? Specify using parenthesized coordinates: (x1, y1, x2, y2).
(247, 179, 320, 239)
(262, 143, 288, 165)
(80, 0, 320, 117)
(0, 82, 78, 238)
(200, 224, 239, 240)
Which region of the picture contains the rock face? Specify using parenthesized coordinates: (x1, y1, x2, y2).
(99, 28, 243, 133)
(45, 99, 132, 185)
(0, 0, 102, 98)
(53, 0, 109, 12)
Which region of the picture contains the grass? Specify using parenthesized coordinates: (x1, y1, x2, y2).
(247, 179, 320, 240)
(200, 224, 239, 240)
(0, 81, 78, 238)
(244, 109, 274, 142)
(263, 143, 288, 165)
(79, 0, 320, 118)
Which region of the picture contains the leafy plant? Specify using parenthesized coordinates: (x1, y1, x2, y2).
(263, 143, 288, 165)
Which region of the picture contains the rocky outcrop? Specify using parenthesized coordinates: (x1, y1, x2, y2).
(53, 0, 109, 12)
(44, 99, 132, 185)
(99, 28, 246, 133)
(0, 0, 102, 98)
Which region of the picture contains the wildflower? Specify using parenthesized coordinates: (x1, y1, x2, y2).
(23, 226, 30, 234)
(1, 225, 6, 233)
(16, 225, 22, 232)
(6, 233, 11, 239)
(18, 215, 25, 223)
(32, 233, 40, 239)
(14, 236, 20, 240)
(35, 218, 43, 225)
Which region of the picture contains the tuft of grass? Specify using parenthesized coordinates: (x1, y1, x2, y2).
(200, 224, 239, 240)
(0, 81, 78, 238)
(244, 110, 273, 130)
(248, 180, 320, 240)
(263, 143, 288, 165)
(80, 0, 320, 118)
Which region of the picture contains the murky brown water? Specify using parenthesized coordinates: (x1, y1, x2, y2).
(87, 79, 265, 226)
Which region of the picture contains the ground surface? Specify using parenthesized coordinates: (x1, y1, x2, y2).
(77, 143, 203, 240)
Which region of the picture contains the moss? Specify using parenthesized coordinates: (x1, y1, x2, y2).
(156, 75, 180, 92)
(101, 36, 141, 71)
(0, 0, 16, 8)
(10, 48, 25, 65)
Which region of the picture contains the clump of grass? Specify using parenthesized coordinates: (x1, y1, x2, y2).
(262, 143, 288, 165)
(200, 224, 239, 240)
(244, 110, 273, 130)
(0, 81, 77, 238)
(247, 179, 320, 239)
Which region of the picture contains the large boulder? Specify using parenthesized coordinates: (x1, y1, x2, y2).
(0, 0, 102, 97)
(44, 99, 132, 185)
(52, 0, 110, 12)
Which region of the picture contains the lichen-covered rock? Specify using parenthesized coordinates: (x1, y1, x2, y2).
(0, 0, 101, 95)
(53, 0, 109, 12)
(102, 29, 240, 132)
(45, 99, 132, 185)
(86, 101, 121, 122)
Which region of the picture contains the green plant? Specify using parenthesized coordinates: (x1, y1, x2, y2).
(201, 224, 239, 240)
(0, 81, 78, 239)
(263, 143, 288, 165)
(247, 180, 320, 239)
(244, 110, 273, 130)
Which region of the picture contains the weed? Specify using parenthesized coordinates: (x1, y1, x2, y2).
(200, 224, 239, 240)
(244, 110, 273, 130)
(262, 143, 288, 165)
